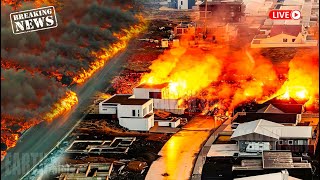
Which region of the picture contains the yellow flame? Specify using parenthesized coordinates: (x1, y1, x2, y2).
(73, 17, 147, 84)
(43, 91, 78, 122)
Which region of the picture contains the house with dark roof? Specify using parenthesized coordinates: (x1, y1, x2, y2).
(233, 103, 304, 125)
(251, 25, 318, 48)
(99, 94, 154, 131)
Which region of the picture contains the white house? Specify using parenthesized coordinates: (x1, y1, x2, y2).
(251, 25, 318, 48)
(231, 119, 313, 154)
(99, 94, 154, 131)
(133, 83, 185, 114)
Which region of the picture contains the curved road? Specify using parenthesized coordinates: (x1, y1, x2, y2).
(1, 46, 131, 180)
(145, 115, 221, 180)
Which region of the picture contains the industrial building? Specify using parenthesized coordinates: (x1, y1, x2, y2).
(99, 94, 154, 131)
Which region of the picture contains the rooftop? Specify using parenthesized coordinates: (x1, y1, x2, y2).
(101, 94, 151, 105)
(269, 25, 302, 37)
(231, 119, 312, 140)
(262, 151, 311, 169)
(200, 0, 244, 6)
(234, 170, 301, 180)
(207, 144, 238, 157)
(233, 112, 298, 124)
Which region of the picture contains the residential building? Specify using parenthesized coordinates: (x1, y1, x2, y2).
(233, 103, 304, 125)
(232, 151, 312, 179)
(230, 119, 315, 154)
(133, 83, 185, 114)
(168, 0, 196, 9)
(199, 0, 246, 23)
(173, 22, 196, 36)
(251, 25, 318, 48)
(234, 170, 301, 180)
(99, 94, 154, 131)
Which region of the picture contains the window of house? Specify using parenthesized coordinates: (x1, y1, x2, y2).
(278, 140, 283, 145)
(149, 103, 153, 112)
(149, 92, 162, 99)
(181, 0, 183, 5)
(292, 38, 296, 42)
(132, 110, 136, 116)
(288, 140, 294, 145)
(283, 38, 288, 42)
(143, 108, 147, 116)
(298, 140, 304, 145)
(137, 110, 140, 117)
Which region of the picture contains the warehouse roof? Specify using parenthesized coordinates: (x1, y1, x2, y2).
(101, 94, 151, 105)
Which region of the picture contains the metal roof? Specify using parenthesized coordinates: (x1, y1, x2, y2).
(231, 119, 312, 140)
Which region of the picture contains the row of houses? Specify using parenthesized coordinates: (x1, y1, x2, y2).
(250, 0, 318, 48)
(203, 97, 318, 179)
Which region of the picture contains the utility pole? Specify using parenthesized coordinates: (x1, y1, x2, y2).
(203, 0, 208, 38)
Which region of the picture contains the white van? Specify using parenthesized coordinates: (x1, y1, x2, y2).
(246, 142, 270, 153)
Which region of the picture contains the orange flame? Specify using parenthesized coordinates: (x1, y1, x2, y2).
(42, 91, 78, 122)
(73, 18, 147, 84)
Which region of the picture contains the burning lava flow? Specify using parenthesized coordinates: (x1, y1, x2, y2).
(140, 45, 319, 115)
(43, 91, 78, 122)
(1, 0, 145, 159)
(73, 20, 147, 84)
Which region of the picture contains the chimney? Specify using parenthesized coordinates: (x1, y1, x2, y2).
(281, 169, 289, 180)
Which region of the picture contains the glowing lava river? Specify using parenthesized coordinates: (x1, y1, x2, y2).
(0, 43, 135, 180)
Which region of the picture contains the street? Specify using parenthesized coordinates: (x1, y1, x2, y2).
(145, 115, 222, 180)
(0, 46, 131, 180)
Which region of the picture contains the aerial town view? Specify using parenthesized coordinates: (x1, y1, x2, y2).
(0, 0, 319, 180)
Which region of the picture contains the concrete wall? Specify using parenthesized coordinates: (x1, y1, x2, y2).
(133, 87, 161, 99)
(99, 104, 117, 114)
(118, 99, 153, 118)
(157, 119, 181, 127)
(154, 99, 179, 110)
(119, 114, 154, 131)
(251, 33, 318, 48)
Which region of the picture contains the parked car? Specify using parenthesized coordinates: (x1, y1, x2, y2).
(231, 123, 240, 129)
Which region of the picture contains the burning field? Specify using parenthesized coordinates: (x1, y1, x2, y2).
(139, 44, 319, 115)
(1, 0, 146, 159)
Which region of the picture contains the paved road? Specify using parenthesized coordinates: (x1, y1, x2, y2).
(145, 115, 221, 180)
(191, 117, 232, 180)
(0, 47, 131, 180)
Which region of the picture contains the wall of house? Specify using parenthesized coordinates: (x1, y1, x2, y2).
(99, 104, 117, 114)
(119, 114, 154, 131)
(118, 100, 153, 118)
(133, 88, 162, 99)
(251, 33, 318, 48)
(157, 119, 181, 128)
(178, 0, 188, 9)
(238, 140, 276, 152)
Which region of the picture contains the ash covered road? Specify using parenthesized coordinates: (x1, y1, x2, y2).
(0, 46, 132, 180)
